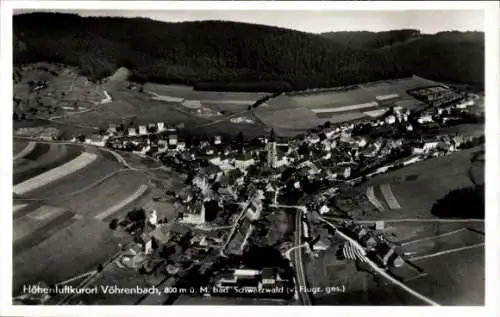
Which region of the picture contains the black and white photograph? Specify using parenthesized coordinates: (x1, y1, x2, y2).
(1, 1, 499, 315)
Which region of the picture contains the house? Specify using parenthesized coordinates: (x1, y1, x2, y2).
(376, 243, 403, 268)
(307, 134, 321, 144)
(177, 142, 186, 151)
(417, 112, 434, 124)
(260, 267, 275, 286)
(355, 137, 368, 148)
(193, 176, 210, 196)
(312, 239, 330, 251)
(385, 115, 397, 125)
(245, 189, 264, 221)
(318, 205, 330, 215)
(234, 153, 256, 170)
(412, 140, 439, 154)
(128, 127, 137, 136)
(214, 135, 222, 145)
(157, 122, 166, 132)
(168, 134, 178, 147)
(179, 202, 205, 225)
(360, 234, 378, 250)
(138, 125, 148, 135)
(107, 123, 118, 134)
(85, 134, 109, 147)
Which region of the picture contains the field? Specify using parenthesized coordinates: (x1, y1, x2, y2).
(305, 217, 484, 305)
(12, 140, 187, 300)
(144, 83, 268, 102)
(13, 217, 128, 294)
(256, 76, 441, 135)
(13, 140, 33, 159)
(14, 143, 83, 184)
(341, 147, 484, 220)
(14, 152, 98, 195)
(14, 63, 106, 118)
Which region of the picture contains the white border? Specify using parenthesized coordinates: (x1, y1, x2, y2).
(1, 2, 498, 317)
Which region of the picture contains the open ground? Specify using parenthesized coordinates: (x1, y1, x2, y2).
(255, 76, 442, 135)
(12, 139, 185, 299)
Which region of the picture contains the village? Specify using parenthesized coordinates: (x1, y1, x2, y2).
(14, 88, 484, 304)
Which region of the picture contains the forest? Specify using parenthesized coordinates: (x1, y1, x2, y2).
(13, 13, 485, 91)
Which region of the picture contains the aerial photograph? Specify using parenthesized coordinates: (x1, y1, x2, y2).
(11, 8, 485, 306)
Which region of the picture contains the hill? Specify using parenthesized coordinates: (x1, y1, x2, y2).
(380, 31, 485, 90)
(13, 13, 484, 91)
(320, 29, 422, 49)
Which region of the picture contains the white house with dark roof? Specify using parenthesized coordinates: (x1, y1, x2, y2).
(138, 125, 148, 135)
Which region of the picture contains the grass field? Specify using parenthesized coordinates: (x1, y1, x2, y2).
(349, 147, 485, 220)
(22, 152, 122, 199)
(14, 152, 98, 195)
(256, 76, 440, 135)
(13, 218, 128, 295)
(144, 83, 268, 102)
(403, 247, 484, 305)
(49, 170, 148, 219)
(13, 140, 30, 156)
(14, 143, 82, 185)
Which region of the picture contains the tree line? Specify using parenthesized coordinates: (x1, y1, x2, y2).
(13, 13, 484, 91)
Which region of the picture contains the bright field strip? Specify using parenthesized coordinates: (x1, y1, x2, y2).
(13, 204, 28, 213)
(14, 152, 98, 195)
(311, 102, 379, 113)
(22, 154, 122, 199)
(365, 186, 385, 212)
(13, 205, 67, 241)
(13, 141, 36, 161)
(51, 170, 148, 217)
(380, 184, 402, 209)
(94, 184, 149, 220)
(144, 83, 268, 101)
(14, 143, 83, 185)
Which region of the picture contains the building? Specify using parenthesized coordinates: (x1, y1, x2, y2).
(234, 153, 256, 170)
(266, 141, 277, 168)
(128, 127, 137, 136)
(209, 157, 235, 172)
(107, 123, 118, 134)
(179, 202, 206, 225)
(193, 175, 210, 196)
(168, 134, 178, 148)
(417, 112, 434, 124)
(157, 121, 166, 132)
(138, 125, 148, 135)
(245, 189, 264, 221)
(214, 135, 222, 145)
(385, 115, 397, 125)
(177, 142, 186, 151)
(85, 134, 109, 147)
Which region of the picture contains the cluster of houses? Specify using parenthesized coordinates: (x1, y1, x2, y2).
(341, 221, 404, 268)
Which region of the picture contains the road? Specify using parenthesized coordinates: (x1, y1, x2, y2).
(292, 208, 312, 305)
(270, 204, 311, 305)
(273, 204, 440, 306)
(322, 216, 484, 224)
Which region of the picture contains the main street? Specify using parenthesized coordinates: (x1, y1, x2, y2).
(271, 204, 311, 305)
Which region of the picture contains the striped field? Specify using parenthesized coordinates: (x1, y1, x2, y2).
(14, 152, 98, 195)
(94, 184, 149, 220)
(380, 184, 402, 209)
(13, 142, 36, 161)
(366, 186, 385, 212)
